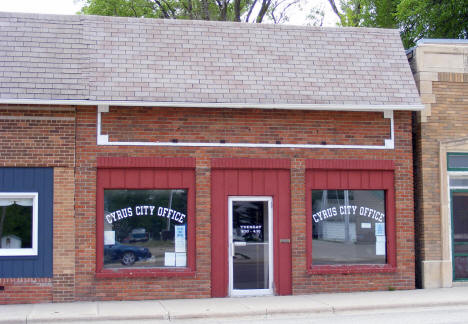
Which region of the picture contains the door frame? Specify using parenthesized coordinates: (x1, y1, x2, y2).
(228, 196, 273, 296)
(450, 189, 468, 281)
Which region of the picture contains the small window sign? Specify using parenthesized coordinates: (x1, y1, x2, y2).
(361, 222, 371, 229)
(174, 225, 186, 253)
(375, 223, 385, 236)
(104, 231, 115, 245)
(376, 235, 386, 255)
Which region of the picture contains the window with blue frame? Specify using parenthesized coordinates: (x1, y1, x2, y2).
(0, 168, 53, 278)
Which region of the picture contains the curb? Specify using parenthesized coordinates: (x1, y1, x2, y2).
(3, 288, 468, 323)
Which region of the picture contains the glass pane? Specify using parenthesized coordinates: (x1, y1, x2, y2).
(450, 177, 468, 188)
(312, 190, 386, 265)
(454, 244, 468, 254)
(452, 192, 468, 243)
(448, 154, 468, 169)
(454, 256, 468, 280)
(104, 189, 187, 269)
(0, 200, 33, 249)
(232, 201, 269, 290)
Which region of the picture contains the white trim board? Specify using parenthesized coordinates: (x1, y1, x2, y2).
(0, 192, 38, 256)
(0, 98, 424, 112)
(228, 196, 273, 297)
(96, 105, 395, 150)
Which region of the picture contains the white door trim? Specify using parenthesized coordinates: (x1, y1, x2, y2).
(228, 196, 273, 297)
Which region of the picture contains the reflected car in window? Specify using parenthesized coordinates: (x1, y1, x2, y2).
(129, 228, 149, 242)
(104, 242, 151, 266)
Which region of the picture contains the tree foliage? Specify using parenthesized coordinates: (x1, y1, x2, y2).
(396, 0, 468, 48)
(324, 0, 468, 48)
(325, 0, 398, 28)
(79, 0, 301, 24)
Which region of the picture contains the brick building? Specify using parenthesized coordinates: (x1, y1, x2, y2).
(408, 40, 468, 288)
(0, 12, 422, 303)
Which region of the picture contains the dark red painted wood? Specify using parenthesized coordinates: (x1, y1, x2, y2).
(95, 269, 196, 278)
(210, 169, 228, 297)
(308, 264, 396, 274)
(97, 157, 195, 168)
(125, 169, 139, 188)
(212, 158, 290, 170)
(110, 169, 125, 187)
(139, 169, 154, 187)
(306, 159, 394, 170)
(211, 160, 291, 297)
(277, 170, 292, 295)
(385, 172, 396, 268)
(96, 171, 105, 274)
(306, 159, 397, 274)
(96, 158, 196, 278)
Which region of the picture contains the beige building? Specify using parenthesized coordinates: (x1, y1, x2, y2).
(409, 39, 468, 288)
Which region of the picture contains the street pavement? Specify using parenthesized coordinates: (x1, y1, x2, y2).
(2, 286, 468, 323)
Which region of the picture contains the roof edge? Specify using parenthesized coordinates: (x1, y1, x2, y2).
(0, 99, 425, 111)
(0, 11, 400, 35)
(416, 39, 468, 45)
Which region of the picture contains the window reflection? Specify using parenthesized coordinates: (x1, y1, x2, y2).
(312, 190, 386, 265)
(103, 189, 187, 268)
(0, 198, 33, 250)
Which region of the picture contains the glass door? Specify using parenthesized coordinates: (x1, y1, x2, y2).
(451, 190, 468, 281)
(228, 197, 273, 296)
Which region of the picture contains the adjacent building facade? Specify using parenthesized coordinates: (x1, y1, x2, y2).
(0, 12, 422, 303)
(409, 40, 468, 288)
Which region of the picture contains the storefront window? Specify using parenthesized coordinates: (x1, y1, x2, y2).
(103, 189, 187, 269)
(312, 190, 386, 265)
(0, 193, 38, 256)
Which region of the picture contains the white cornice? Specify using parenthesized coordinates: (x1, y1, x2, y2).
(0, 99, 425, 111)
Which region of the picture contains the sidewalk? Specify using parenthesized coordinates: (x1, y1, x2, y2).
(2, 287, 468, 323)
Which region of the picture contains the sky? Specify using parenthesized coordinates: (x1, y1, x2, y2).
(0, 0, 339, 26)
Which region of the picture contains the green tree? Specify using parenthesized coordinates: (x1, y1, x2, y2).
(322, 0, 467, 48)
(396, 0, 468, 48)
(79, 0, 301, 24)
(324, 0, 398, 27)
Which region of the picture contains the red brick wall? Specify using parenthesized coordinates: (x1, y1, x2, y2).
(74, 106, 414, 301)
(0, 278, 52, 304)
(0, 106, 75, 168)
(0, 105, 75, 304)
(0, 104, 414, 303)
(102, 107, 391, 146)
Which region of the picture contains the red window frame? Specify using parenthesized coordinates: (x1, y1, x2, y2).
(96, 157, 196, 278)
(306, 159, 397, 274)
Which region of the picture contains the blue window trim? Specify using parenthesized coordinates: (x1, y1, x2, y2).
(0, 168, 53, 278)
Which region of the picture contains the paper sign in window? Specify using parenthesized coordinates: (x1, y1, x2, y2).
(375, 223, 385, 236)
(376, 235, 386, 255)
(164, 252, 175, 266)
(174, 225, 186, 253)
(175, 252, 186, 267)
(104, 231, 115, 245)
